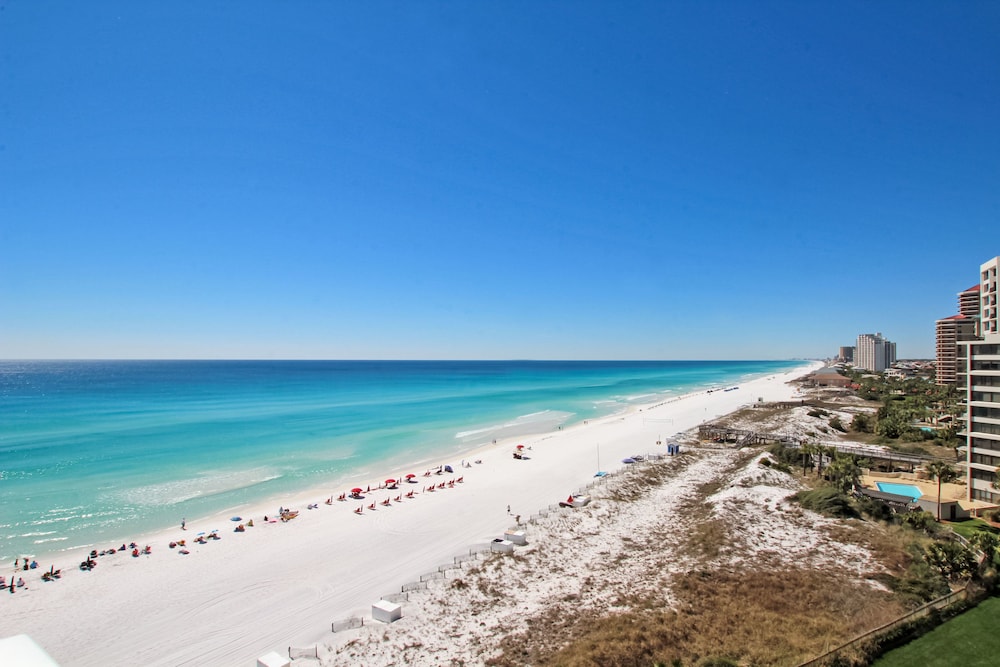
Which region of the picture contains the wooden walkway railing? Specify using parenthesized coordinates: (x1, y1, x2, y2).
(697, 425, 932, 466)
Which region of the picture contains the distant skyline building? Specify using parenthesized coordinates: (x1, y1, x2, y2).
(959, 256, 1000, 504)
(855, 333, 896, 372)
(838, 346, 854, 363)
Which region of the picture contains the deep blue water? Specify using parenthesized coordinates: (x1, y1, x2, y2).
(0, 359, 801, 560)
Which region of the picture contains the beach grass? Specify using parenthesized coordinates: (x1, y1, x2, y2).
(486, 568, 905, 667)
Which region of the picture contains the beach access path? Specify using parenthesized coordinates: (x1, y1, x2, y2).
(0, 362, 821, 666)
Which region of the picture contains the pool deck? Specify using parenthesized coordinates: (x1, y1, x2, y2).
(860, 472, 996, 513)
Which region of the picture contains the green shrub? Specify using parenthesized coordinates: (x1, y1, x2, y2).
(792, 487, 859, 518)
(697, 658, 738, 667)
(901, 510, 936, 533)
(925, 541, 976, 580)
(889, 559, 951, 604)
(856, 495, 894, 522)
(828, 416, 847, 432)
(851, 413, 872, 433)
(807, 408, 828, 418)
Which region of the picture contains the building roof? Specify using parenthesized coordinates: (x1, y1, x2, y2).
(855, 487, 915, 507)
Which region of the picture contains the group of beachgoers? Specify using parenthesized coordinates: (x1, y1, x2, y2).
(4, 557, 40, 593)
(5, 461, 479, 598)
(5, 541, 150, 594)
(325, 463, 475, 515)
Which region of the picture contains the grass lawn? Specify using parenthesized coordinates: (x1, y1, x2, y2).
(871, 596, 1000, 667)
(946, 517, 1000, 541)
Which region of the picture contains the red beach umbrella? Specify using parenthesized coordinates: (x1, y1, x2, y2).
(405, 473, 416, 479)
(385, 479, 396, 486)
(516, 444, 525, 449)
(351, 488, 363, 495)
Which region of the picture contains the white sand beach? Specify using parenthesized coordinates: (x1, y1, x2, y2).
(0, 362, 821, 666)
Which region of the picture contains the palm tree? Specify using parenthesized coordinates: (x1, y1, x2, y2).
(826, 455, 862, 494)
(800, 441, 814, 476)
(925, 460, 959, 522)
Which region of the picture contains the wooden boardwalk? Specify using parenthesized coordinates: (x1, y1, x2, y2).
(697, 425, 931, 466)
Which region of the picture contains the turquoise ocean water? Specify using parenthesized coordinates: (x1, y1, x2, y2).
(0, 360, 801, 561)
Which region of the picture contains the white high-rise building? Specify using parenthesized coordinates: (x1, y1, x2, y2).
(961, 256, 1000, 503)
(855, 332, 895, 372)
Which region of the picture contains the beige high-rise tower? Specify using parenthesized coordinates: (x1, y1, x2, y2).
(960, 256, 1000, 503)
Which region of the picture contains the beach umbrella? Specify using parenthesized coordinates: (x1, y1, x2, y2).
(405, 473, 416, 479)
(385, 479, 396, 485)
(516, 444, 525, 449)
(351, 487, 363, 495)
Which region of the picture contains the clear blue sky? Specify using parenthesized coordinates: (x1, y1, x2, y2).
(2, 2, 998, 360)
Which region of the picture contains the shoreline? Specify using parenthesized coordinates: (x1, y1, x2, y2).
(20, 364, 803, 567)
(0, 361, 821, 666)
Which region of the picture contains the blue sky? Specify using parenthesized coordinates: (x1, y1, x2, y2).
(2, 2, 998, 360)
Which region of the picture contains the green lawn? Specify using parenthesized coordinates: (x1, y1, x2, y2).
(871, 596, 1000, 667)
(947, 517, 1000, 541)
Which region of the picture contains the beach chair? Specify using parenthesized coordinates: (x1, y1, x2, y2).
(381, 498, 391, 506)
(354, 506, 363, 515)
(368, 502, 376, 511)
(457, 477, 463, 483)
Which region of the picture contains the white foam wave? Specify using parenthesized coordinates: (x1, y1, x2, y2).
(108, 467, 282, 507)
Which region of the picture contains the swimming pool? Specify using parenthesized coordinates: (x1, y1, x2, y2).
(876, 482, 923, 501)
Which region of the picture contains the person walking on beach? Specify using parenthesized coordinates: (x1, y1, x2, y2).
(181, 518, 186, 530)
(507, 504, 511, 515)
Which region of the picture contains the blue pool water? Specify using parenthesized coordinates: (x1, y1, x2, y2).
(876, 482, 923, 500)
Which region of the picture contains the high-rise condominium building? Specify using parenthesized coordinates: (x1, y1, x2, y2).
(855, 333, 895, 372)
(935, 284, 983, 386)
(838, 346, 854, 363)
(960, 256, 1000, 503)
(936, 315, 977, 385)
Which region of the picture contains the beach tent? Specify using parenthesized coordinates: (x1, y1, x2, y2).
(0, 635, 61, 667)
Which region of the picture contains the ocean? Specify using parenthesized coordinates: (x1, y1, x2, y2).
(0, 359, 801, 561)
